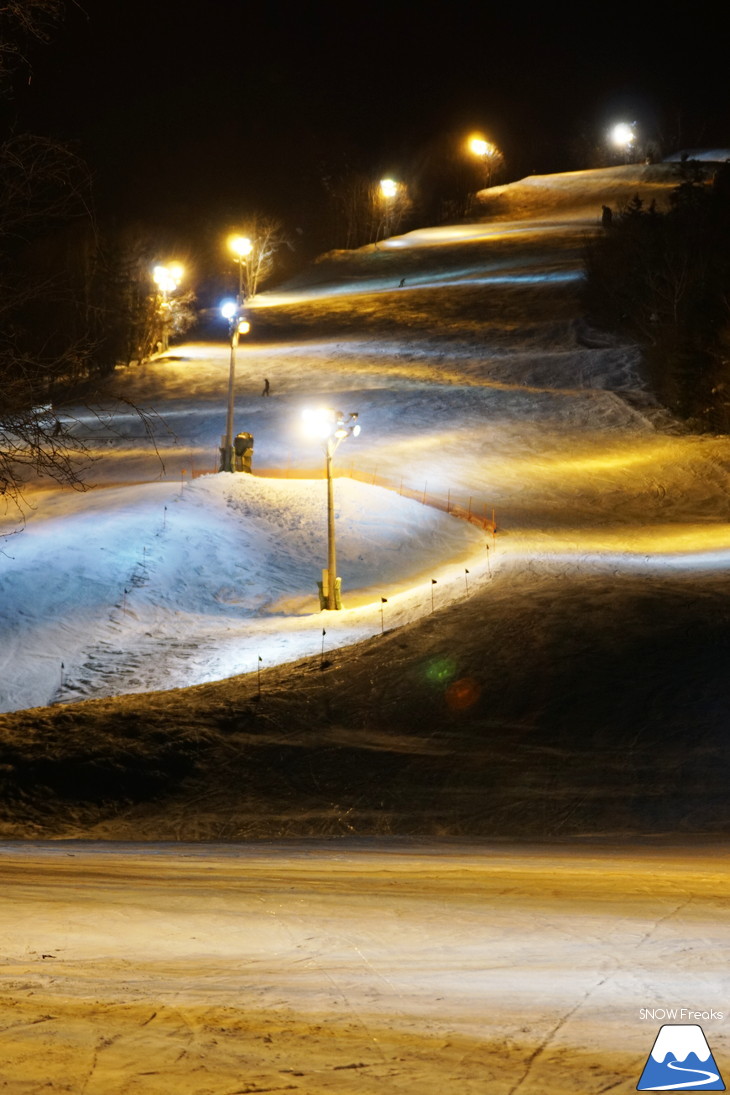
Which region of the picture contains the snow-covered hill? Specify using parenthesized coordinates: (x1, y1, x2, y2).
(2, 162, 730, 839)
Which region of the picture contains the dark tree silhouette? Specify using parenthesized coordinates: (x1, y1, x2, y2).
(583, 159, 730, 429)
(0, 3, 171, 516)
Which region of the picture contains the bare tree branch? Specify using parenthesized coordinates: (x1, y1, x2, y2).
(0, 0, 66, 92)
(234, 214, 287, 299)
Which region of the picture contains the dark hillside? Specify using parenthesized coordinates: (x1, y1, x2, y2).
(2, 569, 729, 840)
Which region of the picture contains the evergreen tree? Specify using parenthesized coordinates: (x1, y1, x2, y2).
(583, 161, 730, 429)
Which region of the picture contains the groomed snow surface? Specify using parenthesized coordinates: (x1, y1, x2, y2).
(0, 841, 727, 1095)
(0, 474, 484, 712)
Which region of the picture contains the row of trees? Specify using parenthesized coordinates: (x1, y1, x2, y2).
(583, 159, 730, 429)
(5, 5, 730, 518)
(0, 8, 293, 510)
(0, 2, 195, 507)
(1, 1, 93, 505)
(318, 134, 507, 253)
(320, 172, 414, 251)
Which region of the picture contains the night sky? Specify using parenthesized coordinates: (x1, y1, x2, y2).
(8, 2, 730, 239)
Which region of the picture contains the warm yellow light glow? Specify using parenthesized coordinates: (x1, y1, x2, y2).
(228, 235, 253, 258)
(468, 134, 496, 158)
(506, 522, 730, 561)
(379, 178, 398, 199)
(536, 449, 662, 475)
(152, 262, 183, 293)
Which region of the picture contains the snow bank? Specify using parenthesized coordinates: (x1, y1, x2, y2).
(0, 474, 485, 712)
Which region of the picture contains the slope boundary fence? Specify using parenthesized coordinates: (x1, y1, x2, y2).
(245, 463, 498, 536)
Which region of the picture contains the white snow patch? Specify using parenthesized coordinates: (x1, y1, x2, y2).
(0, 474, 485, 711)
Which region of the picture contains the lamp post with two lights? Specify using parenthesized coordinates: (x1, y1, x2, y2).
(302, 407, 361, 610)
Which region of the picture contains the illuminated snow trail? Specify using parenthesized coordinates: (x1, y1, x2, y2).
(4, 163, 730, 711)
(0, 842, 727, 1094)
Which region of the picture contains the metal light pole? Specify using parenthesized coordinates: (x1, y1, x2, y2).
(152, 262, 183, 352)
(219, 300, 250, 472)
(467, 135, 500, 190)
(218, 236, 253, 473)
(379, 178, 398, 240)
(228, 234, 252, 306)
(223, 306, 237, 473)
(325, 436, 338, 608)
(303, 408, 361, 610)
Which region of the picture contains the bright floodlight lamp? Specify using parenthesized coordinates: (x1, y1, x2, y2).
(152, 267, 171, 293)
(467, 134, 501, 191)
(152, 262, 184, 351)
(302, 407, 361, 610)
(378, 180, 401, 241)
(610, 122, 636, 150)
(302, 406, 341, 440)
(610, 121, 638, 164)
(468, 133, 498, 156)
(228, 234, 253, 258)
(335, 410, 360, 437)
(152, 263, 183, 292)
(227, 234, 253, 305)
(220, 299, 237, 321)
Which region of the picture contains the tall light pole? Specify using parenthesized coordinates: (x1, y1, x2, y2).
(219, 299, 250, 472)
(302, 408, 361, 610)
(228, 234, 252, 305)
(467, 134, 501, 189)
(152, 262, 184, 352)
(218, 235, 253, 473)
(379, 177, 399, 240)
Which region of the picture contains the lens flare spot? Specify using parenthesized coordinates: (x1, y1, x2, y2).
(445, 676, 481, 711)
(424, 657, 457, 685)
